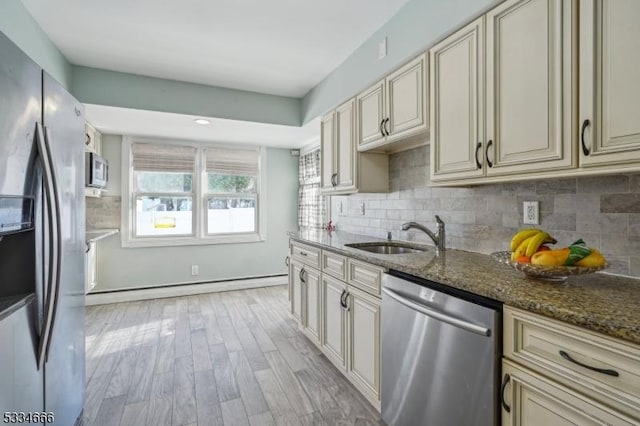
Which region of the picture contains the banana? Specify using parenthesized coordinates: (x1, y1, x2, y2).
(510, 228, 542, 251)
(525, 231, 557, 257)
(512, 235, 536, 261)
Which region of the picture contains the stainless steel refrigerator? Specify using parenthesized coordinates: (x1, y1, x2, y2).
(0, 31, 85, 425)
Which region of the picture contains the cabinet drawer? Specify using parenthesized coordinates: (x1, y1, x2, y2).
(290, 241, 321, 269)
(347, 259, 384, 296)
(504, 306, 640, 420)
(322, 250, 347, 281)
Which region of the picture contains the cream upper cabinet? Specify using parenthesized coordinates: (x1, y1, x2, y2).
(347, 286, 381, 402)
(321, 98, 389, 195)
(320, 112, 337, 192)
(430, 17, 485, 181)
(85, 122, 101, 154)
(357, 54, 428, 152)
(321, 99, 357, 193)
(357, 81, 386, 148)
(485, 0, 576, 176)
(579, 0, 640, 167)
(431, 0, 576, 184)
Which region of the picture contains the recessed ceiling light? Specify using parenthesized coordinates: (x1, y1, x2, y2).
(194, 118, 211, 125)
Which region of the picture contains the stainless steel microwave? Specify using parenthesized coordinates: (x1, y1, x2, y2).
(85, 152, 108, 188)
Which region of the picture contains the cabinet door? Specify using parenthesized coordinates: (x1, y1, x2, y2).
(386, 54, 428, 142)
(303, 267, 321, 345)
(347, 286, 381, 401)
(502, 361, 636, 426)
(356, 81, 385, 148)
(335, 99, 356, 192)
(320, 112, 336, 192)
(579, 0, 640, 167)
(290, 260, 305, 325)
(321, 274, 347, 368)
(430, 17, 485, 181)
(486, 0, 576, 176)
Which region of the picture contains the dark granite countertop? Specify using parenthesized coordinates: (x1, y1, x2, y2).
(289, 230, 640, 346)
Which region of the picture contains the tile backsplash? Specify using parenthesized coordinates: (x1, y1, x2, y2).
(331, 145, 640, 278)
(86, 196, 121, 230)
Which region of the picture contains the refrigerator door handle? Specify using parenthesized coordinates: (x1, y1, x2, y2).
(42, 126, 63, 363)
(34, 123, 61, 369)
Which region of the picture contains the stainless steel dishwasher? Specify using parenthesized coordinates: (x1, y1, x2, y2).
(382, 271, 501, 426)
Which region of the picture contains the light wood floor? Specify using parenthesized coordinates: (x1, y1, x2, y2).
(81, 285, 383, 426)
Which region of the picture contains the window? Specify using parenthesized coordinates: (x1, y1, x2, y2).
(298, 148, 325, 229)
(122, 137, 265, 247)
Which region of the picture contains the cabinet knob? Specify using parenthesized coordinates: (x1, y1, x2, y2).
(581, 119, 591, 156)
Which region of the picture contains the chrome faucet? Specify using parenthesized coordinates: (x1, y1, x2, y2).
(401, 216, 446, 252)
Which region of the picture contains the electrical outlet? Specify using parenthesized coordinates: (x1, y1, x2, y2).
(191, 265, 199, 276)
(523, 201, 539, 225)
(378, 37, 387, 59)
(359, 202, 365, 215)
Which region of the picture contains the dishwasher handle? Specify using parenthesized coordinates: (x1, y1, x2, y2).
(382, 287, 491, 337)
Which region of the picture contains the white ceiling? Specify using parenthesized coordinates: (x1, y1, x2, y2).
(21, 0, 411, 98)
(85, 104, 321, 149)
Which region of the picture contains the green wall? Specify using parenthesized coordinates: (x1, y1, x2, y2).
(301, 0, 499, 123)
(96, 136, 298, 291)
(73, 67, 302, 126)
(0, 0, 72, 88)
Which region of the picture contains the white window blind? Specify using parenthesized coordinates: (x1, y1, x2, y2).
(132, 143, 197, 172)
(206, 147, 259, 176)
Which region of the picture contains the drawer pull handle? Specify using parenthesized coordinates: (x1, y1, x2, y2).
(340, 289, 347, 308)
(486, 139, 494, 168)
(559, 350, 619, 377)
(300, 251, 308, 256)
(299, 268, 306, 284)
(475, 142, 482, 169)
(285, 256, 290, 267)
(501, 373, 511, 413)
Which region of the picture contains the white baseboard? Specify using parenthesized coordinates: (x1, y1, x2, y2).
(85, 275, 287, 306)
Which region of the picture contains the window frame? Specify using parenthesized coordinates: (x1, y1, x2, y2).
(121, 136, 267, 248)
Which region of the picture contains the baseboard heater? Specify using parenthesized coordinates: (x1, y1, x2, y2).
(85, 274, 288, 305)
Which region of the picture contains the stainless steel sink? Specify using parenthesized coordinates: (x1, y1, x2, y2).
(345, 242, 429, 255)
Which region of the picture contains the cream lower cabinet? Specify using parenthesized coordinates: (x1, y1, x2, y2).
(85, 241, 97, 293)
(346, 285, 381, 403)
(502, 360, 636, 426)
(579, 0, 640, 168)
(502, 306, 640, 424)
(321, 274, 348, 368)
(289, 259, 305, 324)
(289, 241, 382, 410)
(289, 258, 321, 345)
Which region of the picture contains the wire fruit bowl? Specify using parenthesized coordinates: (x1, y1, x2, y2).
(491, 251, 606, 282)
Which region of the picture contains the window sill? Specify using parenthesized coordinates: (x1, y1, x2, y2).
(121, 233, 265, 248)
